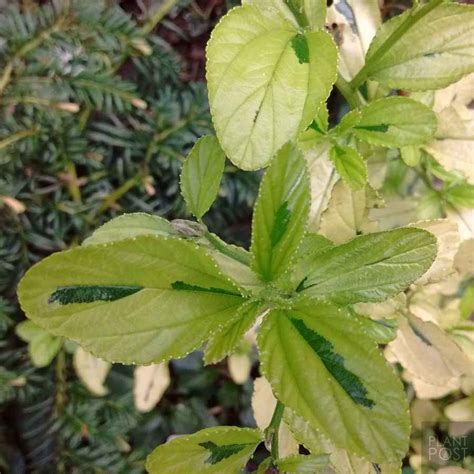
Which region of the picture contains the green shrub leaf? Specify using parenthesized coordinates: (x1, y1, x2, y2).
(180, 136, 226, 219)
(353, 98, 437, 147)
(18, 236, 245, 364)
(330, 145, 367, 190)
(298, 228, 437, 304)
(207, 5, 337, 169)
(363, 2, 474, 91)
(146, 426, 263, 474)
(250, 143, 310, 282)
(276, 453, 330, 473)
(258, 299, 410, 463)
(84, 213, 174, 246)
(204, 300, 261, 365)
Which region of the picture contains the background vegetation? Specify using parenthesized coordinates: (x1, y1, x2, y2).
(0, 1, 472, 473)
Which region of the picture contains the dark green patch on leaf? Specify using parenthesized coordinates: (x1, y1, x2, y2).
(271, 202, 292, 247)
(290, 318, 375, 408)
(308, 120, 325, 134)
(291, 34, 309, 64)
(49, 285, 143, 305)
(198, 441, 252, 464)
(354, 124, 389, 133)
(171, 281, 241, 297)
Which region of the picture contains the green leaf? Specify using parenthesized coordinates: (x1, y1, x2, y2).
(207, 5, 337, 169)
(352, 314, 399, 344)
(84, 213, 174, 246)
(29, 332, 63, 368)
(445, 183, 474, 208)
(400, 146, 421, 167)
(204, 300, 261, 365)
(353, 98, 437, 147)
(276, 453, 330, 473)
(298, 228, 437, 304)
(18, 236, 245, 364)
(257, 299, 410, 463)
(331, 110, 361, 136)
(250, 143, 310, 282)
(15, 320, 43, 343)
(330, 145, 367, 190)
(363, 2, 474, 91)
(180, 136, 226, 219)
(145, 426, 263, 474)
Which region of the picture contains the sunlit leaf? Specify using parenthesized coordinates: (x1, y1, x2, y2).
(250, 143, 309, 282)
(180, 136, 226, 219)
(146, 426, 263, 474)
(18, 236, 245, 364)
(364, 2, 474, 91)
(258, 298, 410, 463)
(353, 98, 437, 147)
(207, 5, 337, 169)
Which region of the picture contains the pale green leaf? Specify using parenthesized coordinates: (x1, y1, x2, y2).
(298, 228, 437, 304)
(207, 5, 337, 169)
(284, 409, 402, 474)
(250, 143, 310, 282)
(145, 426, 263, 474)
(304, 143, 338, 232)
(15, 320, 43, 343)
(353, 98, 437, 147)
(364, 2, 474, 91)
(180, 136, 226, 219)
(352, 314, 399, 344)
(330, 144, 367, 190)
(276, 453, 330, 473)
(400, 146, 421, 167)
(258, 299, 410, 463)
(319, 180, 378, 244)
(29, 332, 62, 368)
(18, 236, 245, 364)
(84, 213, 174, 246)
(204, 301, 261, 365)
(331, 110, 361, 136)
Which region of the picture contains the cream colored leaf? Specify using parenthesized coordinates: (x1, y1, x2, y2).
(447, 207, 474, 242)
(305, 143, 338, 233)
(403, 371, 461, 400)
(251, 377, 299, 458)
(73, 346, 111, 396)
(369, 196, 418, 230)
(410, 219, 460, 285)
(445, 397, 474, 422)
(327, 0, 381, 81)
(424, 74, 474, 183)
(410, 399, 441, 431)
(228, 354, 252, 385)
(134, 363, 170, 413)
(389, 316, 474, 387)
(454, 239, 474, 276)
(320, 180, 378, 244)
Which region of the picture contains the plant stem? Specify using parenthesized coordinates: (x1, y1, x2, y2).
(351, 0, 444, 89)
(204, 231, 250, 265)
(142, 0, 179, 35)
(266, 400, 285, 461)
(335, 76, 364, 109)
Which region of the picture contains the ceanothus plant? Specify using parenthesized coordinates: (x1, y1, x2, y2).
(18, 0, 474, 472)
